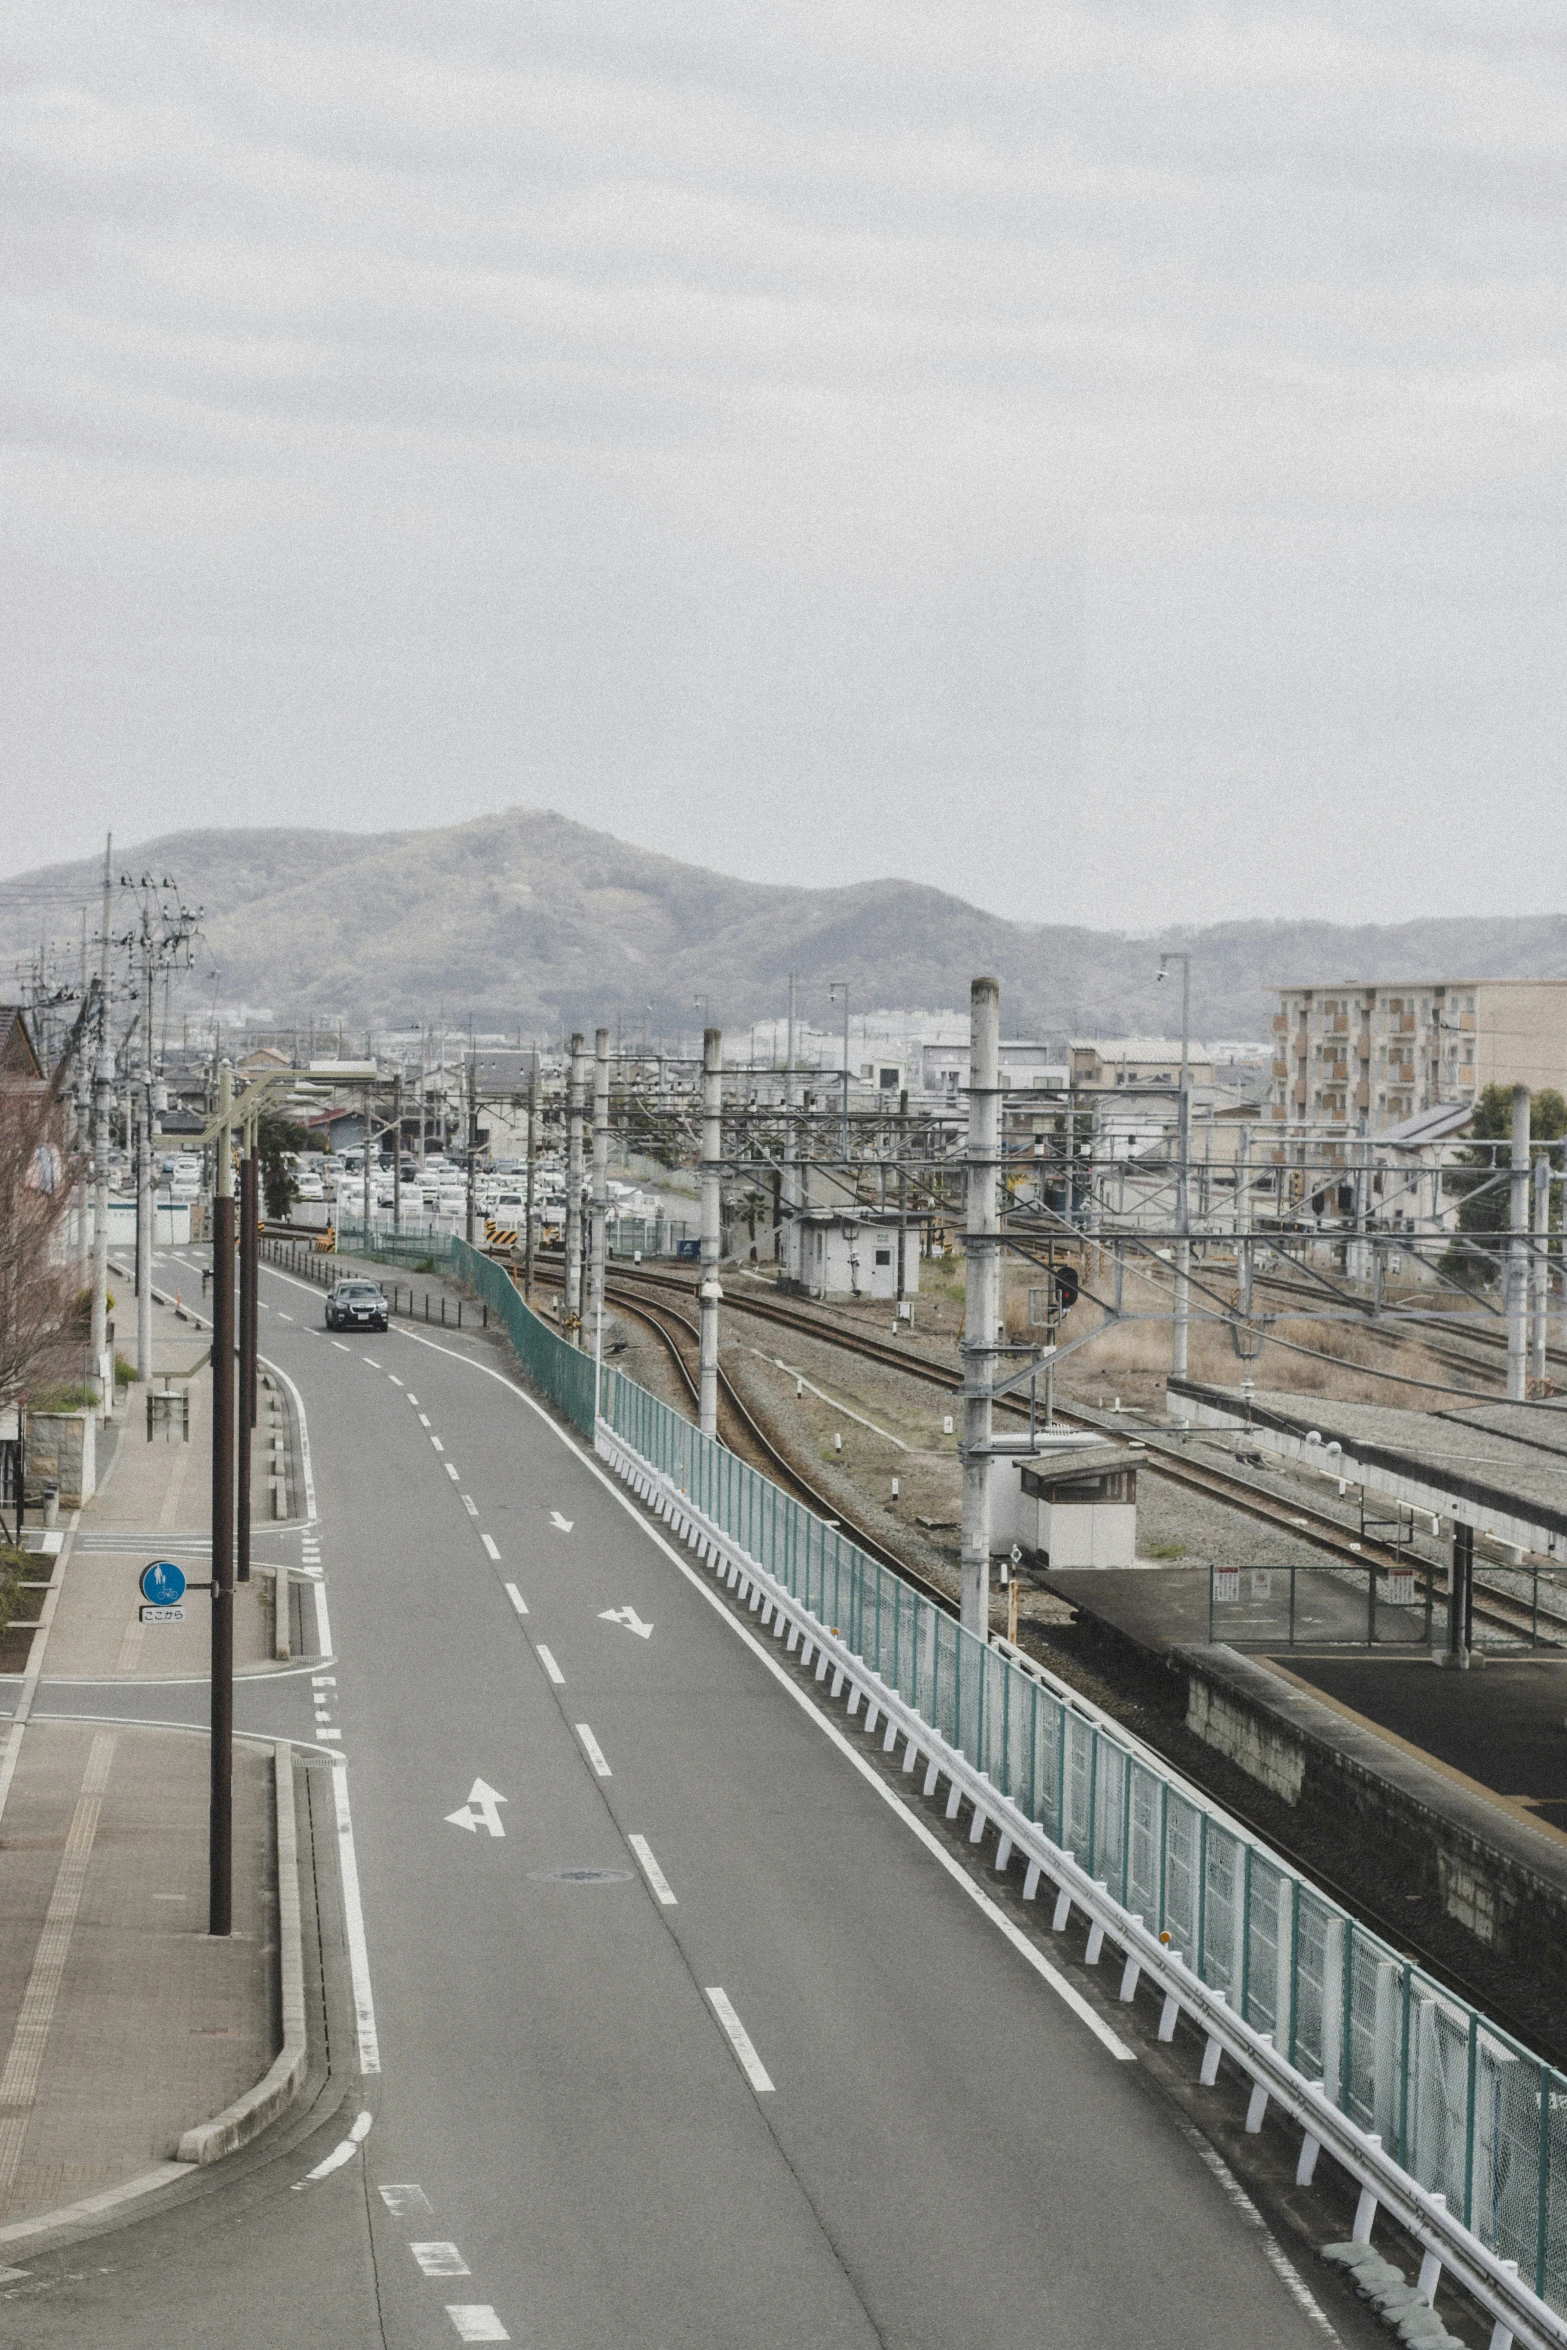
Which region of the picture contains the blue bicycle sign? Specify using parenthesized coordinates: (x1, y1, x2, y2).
(139, 1559, 188, 1608)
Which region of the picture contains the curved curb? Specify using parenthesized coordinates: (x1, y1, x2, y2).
(177, 1741, 307, 2164)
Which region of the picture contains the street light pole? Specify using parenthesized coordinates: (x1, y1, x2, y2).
(210, 1059, 235, 1938)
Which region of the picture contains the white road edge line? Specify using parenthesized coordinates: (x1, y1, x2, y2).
(503, 1582, 527, 1615)
(705, 1987, 774, 2094)
(393, 1324, 1133, 2063)
(295, 2106, 373, 2187)
(1175, 2117, 1341, 2339)
(536, 1644, 565, 1686)
(574, 1722, 611, 1776)
(256, 1320, 378, 2077)
(627, 1833, 677, 1906)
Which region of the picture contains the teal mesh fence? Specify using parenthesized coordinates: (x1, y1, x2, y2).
(333, 1220, 462, 1273)
(447, 1239, 598, 1436)
(441, 1253, 1567, 2314)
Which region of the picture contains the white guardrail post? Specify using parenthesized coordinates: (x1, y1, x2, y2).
(595, 1417, 1567, 2350)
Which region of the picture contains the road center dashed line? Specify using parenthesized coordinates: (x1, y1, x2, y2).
(705, 1988, 774, 2094)
(504, 1582, 527, 1615)
(627, 1834, 677, 1906)
(411, 2242, 470, 2278)
(574, 1723, 611, 1776)
(482, 1535, 502, 1562)
(536, 1644, 565, 1686)
(446, 2310, 509, 2344)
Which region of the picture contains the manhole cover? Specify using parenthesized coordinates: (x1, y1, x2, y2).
(527, 1866, 633, 1885)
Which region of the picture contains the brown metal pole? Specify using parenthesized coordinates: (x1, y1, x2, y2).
(210, 1071, 235, 1937)
(236, 1144, 257, 1584)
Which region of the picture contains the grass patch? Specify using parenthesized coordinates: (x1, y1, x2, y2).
(1146, 1539, 1189, 1561)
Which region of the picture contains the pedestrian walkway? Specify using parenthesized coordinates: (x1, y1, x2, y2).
(0, 1287, 280, 2232)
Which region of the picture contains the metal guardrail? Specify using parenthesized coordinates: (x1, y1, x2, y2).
(405, 1230, 1567, 2346)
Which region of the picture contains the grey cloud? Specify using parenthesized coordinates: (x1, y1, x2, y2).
(2, 0, 1564, 930)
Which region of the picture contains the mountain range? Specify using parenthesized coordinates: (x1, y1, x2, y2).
(4, 808, 1566, 1046)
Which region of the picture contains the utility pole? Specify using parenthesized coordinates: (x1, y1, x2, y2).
(210, 1060, 236, 1937)
(564, 1034, 586, 1338)
(699, 1027, 723, 1439)
(1531, 1148, 1550, 1397)
(73, 953, 92, 1291)
(830, 980, 851, 1159)
(1235, 1121, 1253, 1319)
(135, 1021, 153, 1380)
(465, 1036, 478, 1248)
(782, 972, 799, 1227)
(589, 1028, 610, 1412)
(392, 1070, 403, 1234)
(1507, 1084, 1530, 1403)
(959, 978, 1001, 1637)
(89, 840, 114, 1417)
(1159, 951, 1192, 1381)
(523, 1057, 537, 1303)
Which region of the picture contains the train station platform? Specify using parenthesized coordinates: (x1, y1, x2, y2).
(1167, 1377, 1567, 1564)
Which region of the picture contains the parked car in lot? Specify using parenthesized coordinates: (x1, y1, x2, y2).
(325, 1278, 389, 1332)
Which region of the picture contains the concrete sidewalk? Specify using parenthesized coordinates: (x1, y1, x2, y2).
(0, 1288, 286, 2233)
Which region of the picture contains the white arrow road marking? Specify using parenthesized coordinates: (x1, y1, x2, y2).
(412, 2243, 470, 2278)
(706, 1989, 774, 2094)
(445, 1778, 507, 1837)
(627, 1834, 677, 1905)
(293, 2107, 372, 2187)
(536, 1644, 565, 1685)
(447, 2310, 509, 2344)
(574, 1723, 611, 1777)
(549, 1511, 573, 1532)
(598, 1605, 653, 1639)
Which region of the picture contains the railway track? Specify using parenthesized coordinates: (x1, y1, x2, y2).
(584, 1260, 1567, 1649)
(514, 1251, 1567, 1647)
(579, 1271, 958, 1616)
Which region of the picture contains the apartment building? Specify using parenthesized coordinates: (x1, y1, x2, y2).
(1268, 980, 1567, 1131)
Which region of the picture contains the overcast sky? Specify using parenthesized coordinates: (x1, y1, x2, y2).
(4, 2, 1563, 929)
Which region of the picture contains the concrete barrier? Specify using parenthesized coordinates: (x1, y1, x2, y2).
(1180, 1643, 1567, 1974)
